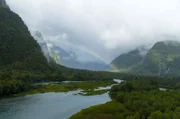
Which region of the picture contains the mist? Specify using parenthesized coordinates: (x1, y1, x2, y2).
(6, 0, 180, 63)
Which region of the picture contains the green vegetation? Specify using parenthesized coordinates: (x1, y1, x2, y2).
(0, 8, 50, 72)
(109, 41, 180, 76)
(108, 48, 144, 71)
(0, 5, 125, 98)
(136, 41, 180, 76)
(70, 78, 180, 119)
(2, 4, 180, 119)
(15, 80, 115, 96)
(0, 79, 30, 98)
(78, 89, 109, 96)
(49, 48, 61, 65)
(70, 101, 124, 119)
(0, 65, 124, 98)
(123, 75, 180, 89)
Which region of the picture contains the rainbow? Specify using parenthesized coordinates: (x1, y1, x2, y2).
(49, 41, 119, 70)
(73, 44, 119, 70)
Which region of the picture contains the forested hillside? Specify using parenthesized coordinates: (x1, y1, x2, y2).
(0, 8, 50, 72)
(109, 41, 180, 76)
(107, 48, 145, 71)
(136, 41, 180, 76)
(0, 7, 52, 97)
(0, 6, 125, 98)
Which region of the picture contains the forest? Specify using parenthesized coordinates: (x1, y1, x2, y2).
(0, 7, 127, 98)
(0, 66, 125, 98)
(70, 77, 180, 119)
(2, 1, 180, 119)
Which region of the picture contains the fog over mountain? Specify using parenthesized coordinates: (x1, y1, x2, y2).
(6, 0, 180, 64)
(0, 0, 9, 8)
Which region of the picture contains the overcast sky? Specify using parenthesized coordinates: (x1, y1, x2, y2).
(6, 0, 180, 63)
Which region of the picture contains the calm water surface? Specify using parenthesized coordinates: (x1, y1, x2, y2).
(0, 79, 123, 119)
(0, 91, 110, 119)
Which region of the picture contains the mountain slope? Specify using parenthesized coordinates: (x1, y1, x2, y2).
(107, 47, 146, 71)
(108, 41, 180, 76)
(32, 31, 51, 61)
(0, 7, 50, 72)
(48, 44, 107, 71)
(32, 31, 107, 71)
(136, 41, 180, 76)
(0, 0, 9, 8)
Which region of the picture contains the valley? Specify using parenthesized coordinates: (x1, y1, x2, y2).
(14, 80, 116, 97)
(0, 79, 122, 119)
(1, 0, 180, 119)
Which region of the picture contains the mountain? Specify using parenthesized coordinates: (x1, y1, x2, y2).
(109, 40, 180, 76)
(107, 47, 147, 72)
(0, 0, 9, 8)
(49, 45, 76, 66)
(32, 31, 107, 71)
(32, 30, 106, 71)
(0, 6, 50, 72)
(136, 41, 180, 76)
(0, 0, 125, 97)
(32, 31, 51, 61)
(48, 45, 106, 71)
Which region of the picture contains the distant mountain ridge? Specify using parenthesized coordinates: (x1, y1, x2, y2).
(48, 44, 107, 71)
(136, 41, 180, 76)
(32, 32, 107, 71)
(106, 46, 147, 72)
(108, 40, 180, 76)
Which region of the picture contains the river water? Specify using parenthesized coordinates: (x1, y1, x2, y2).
(0, 91, 110, 119)
(0, 79, 123, 119)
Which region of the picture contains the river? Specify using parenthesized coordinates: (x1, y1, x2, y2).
(0, 79, 123, 119)
(0, 91, 110, 119)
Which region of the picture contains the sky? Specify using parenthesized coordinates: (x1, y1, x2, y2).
(6, 0, 180, 63)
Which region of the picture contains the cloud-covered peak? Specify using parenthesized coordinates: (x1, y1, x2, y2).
(6, 0, 180, 62)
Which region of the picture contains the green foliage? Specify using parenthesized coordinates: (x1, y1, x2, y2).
(135, 41, 180, 76)
(110, 41, 180, 76)
(0, 8, 50, 72)
(109, 49, 143, 70)
(79, 89, 109, 96)
(15, 80, 115, 96)
(0, 64, 125, 97)
(70, 79, 180, 119)
(0, 79, 30, 98)
(0, 7, 125, 83)
(70, 101, 127, 119)
(0, 7, 126, 98)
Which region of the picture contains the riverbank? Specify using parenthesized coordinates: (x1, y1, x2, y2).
(70, 79, 180, 119)
(78, 89, 110, 96)
(0, 90, 111, 119)
(14, 80, 116, 97)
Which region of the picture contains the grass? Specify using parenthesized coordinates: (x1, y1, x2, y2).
(14, 80, 115, 97)
(78, 89, 109, 96)
(69, 101, 124, 119)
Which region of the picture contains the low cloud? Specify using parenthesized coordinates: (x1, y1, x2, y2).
(6, 0, 180, 63)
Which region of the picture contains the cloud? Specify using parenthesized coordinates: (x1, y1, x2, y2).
(6, 0, 180, 63)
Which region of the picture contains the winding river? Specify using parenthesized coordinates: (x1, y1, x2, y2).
(0, 79, 123, 119)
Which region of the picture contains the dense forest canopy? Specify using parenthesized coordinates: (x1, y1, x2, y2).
(70, 78, 180, 119)
(0, 8, 51, 72)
